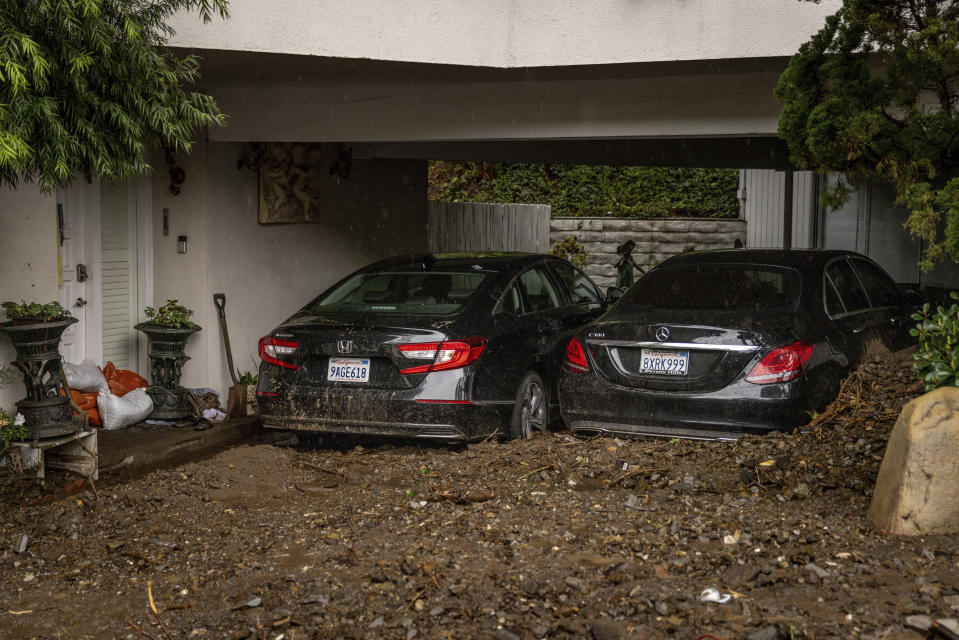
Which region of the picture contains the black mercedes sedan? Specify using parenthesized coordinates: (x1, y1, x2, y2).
(255, 253, 607, 442)
(560, 249, 914, 441)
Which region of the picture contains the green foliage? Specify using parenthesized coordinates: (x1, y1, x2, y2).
(144, 299, 195, 328)
(0, 409, 26, 446)
(237, 370, 257, 385)
(911, 292, 959, 390)
(2, 299, 70, 320)
(0, 0, 229, 190)
(550, 235, 588, 268)
(428, 162, 740, 218)
(776, 0, 959, 269)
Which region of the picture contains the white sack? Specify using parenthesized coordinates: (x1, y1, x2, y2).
(63, 360, 108, 393)
(97, 388, 153, 430)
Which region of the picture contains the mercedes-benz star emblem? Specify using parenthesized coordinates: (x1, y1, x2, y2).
(337, 340, 353, 354)
(655, 326, 670, 342)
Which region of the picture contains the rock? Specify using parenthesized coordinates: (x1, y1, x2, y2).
(747, 625, 779, 640)
(564, 576, 583, 590)
(869, 388, 959, 535)
(804, 563, 829, 579)
(368, 616, 384, 629)
(14, 534, 29, 554)
(589, 620, 625, 640)
(722, 563, 760, 587)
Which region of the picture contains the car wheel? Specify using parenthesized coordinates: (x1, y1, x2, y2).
(507, 371, 548, 441)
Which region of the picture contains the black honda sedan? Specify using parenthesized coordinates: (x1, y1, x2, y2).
(560, 249, 914, 441)
(256, 253, 607, 442)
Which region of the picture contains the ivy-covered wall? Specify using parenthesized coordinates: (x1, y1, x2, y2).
(428, 161, 740, 218)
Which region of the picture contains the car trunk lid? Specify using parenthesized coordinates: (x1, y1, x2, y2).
(275, 313, 450, 389)
(584, 310, 795, 392)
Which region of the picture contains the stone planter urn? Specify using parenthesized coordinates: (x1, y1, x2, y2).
(135, 323, 201, 420)
(0, 317, 79, 439)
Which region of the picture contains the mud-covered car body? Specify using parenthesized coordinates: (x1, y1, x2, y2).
(256, 253, 606, 441)
(560, 249, 913, 441)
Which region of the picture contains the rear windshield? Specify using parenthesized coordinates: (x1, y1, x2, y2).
(621, 264, 802, 311)
(308, 271, 491, 315)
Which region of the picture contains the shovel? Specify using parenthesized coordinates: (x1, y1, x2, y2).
(214, 293, 247, 419)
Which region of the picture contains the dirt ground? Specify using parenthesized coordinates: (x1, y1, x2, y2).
(2, 351, 957, 640)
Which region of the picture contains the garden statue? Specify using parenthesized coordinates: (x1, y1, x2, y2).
(614, 240, 644, 290)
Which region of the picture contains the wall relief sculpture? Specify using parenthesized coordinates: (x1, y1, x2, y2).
(257, 142, 323, 224)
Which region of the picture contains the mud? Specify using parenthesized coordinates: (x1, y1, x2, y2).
(0, 351, 954, 639)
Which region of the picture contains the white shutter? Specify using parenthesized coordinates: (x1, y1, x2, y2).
(100, 184, 138, 370)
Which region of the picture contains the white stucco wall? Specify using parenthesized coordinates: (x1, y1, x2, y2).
(0, 185, 60, 415)
(169, 0, 838, 68)
(152, 143, 428, 400)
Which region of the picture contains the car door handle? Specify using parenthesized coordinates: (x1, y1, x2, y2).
(537, 321, 560, 332)
(852, 326, 865, 335)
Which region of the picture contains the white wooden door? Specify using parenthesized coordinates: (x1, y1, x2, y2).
(57, 190, 89, 365)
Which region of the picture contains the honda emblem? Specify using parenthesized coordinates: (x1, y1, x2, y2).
(337, 340, 353, 354)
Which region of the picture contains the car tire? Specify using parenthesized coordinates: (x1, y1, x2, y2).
(506, 371, 548, 441)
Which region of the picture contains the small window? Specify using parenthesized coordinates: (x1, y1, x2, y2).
(824, 278, 845, 316)
(500, 283, 523, 315)
(550, 260, 602, 306)
(850, 259, 902, 308)
(825, 259, 870, 315)
(518, 267, 561, 313)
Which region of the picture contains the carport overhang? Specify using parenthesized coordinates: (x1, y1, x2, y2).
(184, 49, 795, 171)
(349, 136, 792, 170)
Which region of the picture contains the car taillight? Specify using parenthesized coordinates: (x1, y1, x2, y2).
(745, 341, 813, 384)
(397, 337, 487, 375)
(565, 336, 589, 373)
(258, 336, 300, 370)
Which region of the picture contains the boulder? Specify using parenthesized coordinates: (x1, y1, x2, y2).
(869, 387, 959, 535)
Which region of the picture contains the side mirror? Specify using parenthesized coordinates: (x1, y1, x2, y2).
(605, 287, 625, 305)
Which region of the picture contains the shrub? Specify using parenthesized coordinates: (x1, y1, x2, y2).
(911, 292, 959, 391)
(551, 235, 588, 268)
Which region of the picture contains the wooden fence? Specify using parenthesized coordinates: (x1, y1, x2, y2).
(428, 201, 551, 253)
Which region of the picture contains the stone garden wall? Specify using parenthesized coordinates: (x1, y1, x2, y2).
(550, 217, 747, 290)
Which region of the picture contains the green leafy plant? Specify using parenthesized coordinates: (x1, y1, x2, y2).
(428, 162, 740, 218)
(144, 299, 195, 328)
(551, 235, 589, 268)
(2, 300, 71, 321)
(911, 292, 959, 390)
(0, 410, 27, 447)
(0, 0, 229, 191)
(237, 370, 258, 385)
(776, 0, 959, 269)
(0, 367, 25, 447)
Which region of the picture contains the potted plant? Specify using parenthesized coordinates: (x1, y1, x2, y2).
(2, 300, 72, 325)
(0, 300, 79, 439)
(135, 300, 202, 420)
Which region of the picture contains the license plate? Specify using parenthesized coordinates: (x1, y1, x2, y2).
(640, 349, 689, 376)
(327, 358, 371, 383)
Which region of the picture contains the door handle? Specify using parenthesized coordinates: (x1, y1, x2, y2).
(75, 297, 87, 307)
(852, 326, 865, 335)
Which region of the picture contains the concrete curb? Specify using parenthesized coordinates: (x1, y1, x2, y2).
(98, 416, 264, 477)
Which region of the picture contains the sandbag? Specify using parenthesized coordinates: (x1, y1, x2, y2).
(101, 362, 149, 397)
(97, 388, 153, 430)
(63, 360, 109, 393)
(70, 390, 102, 427)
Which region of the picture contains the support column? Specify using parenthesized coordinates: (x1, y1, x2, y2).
(783, 169, 794, 250)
